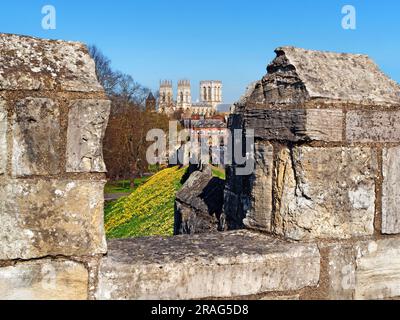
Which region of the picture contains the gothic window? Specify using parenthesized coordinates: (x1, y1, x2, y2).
(203, 87, 207, 101)
(180, 92, 184, 103)
(208, 87, 212, 101)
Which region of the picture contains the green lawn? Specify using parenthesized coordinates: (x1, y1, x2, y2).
(104, 177, 150, 194)
(211, 166, 226, 180)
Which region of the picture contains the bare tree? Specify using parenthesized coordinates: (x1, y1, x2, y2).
(103, 103, 169, 181)
(89, 45, 151, 107)
(88, 45, 121, 96)
(89, 45, 169, 181)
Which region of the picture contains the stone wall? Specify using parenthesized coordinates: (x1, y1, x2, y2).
(2, 35, 400, 300)
(0, 34, 110, 299)
(223, 47, 400, 299)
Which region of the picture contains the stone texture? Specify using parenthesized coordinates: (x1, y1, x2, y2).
(0, 33, 103, 92)
(11, 98, 60, 176)
(325, 243, 356, 300)
(305, 109, 343, 141)
(96, 231, 320, 300)
(244, 109, 343, 142)
(325, 238, 400, 300)
(243, 142, 273, 231)
(0, 259, 88, 300)
(347, 110, 400, 143)
(382, 147, 400, 234)
(66, 99, 110, 173)
(255, 47, 400, 105)
(0, 99, 7, 175)
(274, 147, 377, 240)
(231, 81, 261, 114)
(354, 239, 400, 299)
(174, 166, 225, 235)
(260, 294, 300, 300)
(0, 179, 107, 260)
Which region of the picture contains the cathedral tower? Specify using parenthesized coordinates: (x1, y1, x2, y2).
(159, 80, 174, 113)
(177, 80, 192, 111)
(200, 80, 222, 109)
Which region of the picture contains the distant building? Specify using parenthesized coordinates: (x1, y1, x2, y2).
(158, 80, 174, 114)
(145, 92, 156, 111)
(199, 80, 222, 109)
(176, 80, 192, 111)
(158, 80, 224, 117)
(180, 115, 229, 167)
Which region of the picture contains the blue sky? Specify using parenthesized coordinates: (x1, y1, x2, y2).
(1, 0, 399, 103)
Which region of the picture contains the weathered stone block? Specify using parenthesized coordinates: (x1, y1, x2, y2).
(305, 109, 343, 141)
(325, 238, 400, 300)
(0, 99, 7, 175)
(0, 259, 88, 300)
(243, 142, 273, 231)
(11, 98, 60, 177)
(0, 33, 103, 92)
(346, 110, 400, 142)
(258, 47, 400, 105)
(274, 147, 377, 240)
(325, 243, 356, 300)
(354, 239, 400, 300)
(0, 179, 107, 260)
(244, 109, 342, 142)
(66, 99, 110, 173)
(96, 231, 320, 300)
(174, 166, 225, 235)
(382, 147, 400, 234)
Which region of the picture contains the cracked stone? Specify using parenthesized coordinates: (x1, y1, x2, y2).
(11, 98, 60, 177)
(243, 142, 274, 231)
(273, 146, 377, 240)
(0, 179, 107, 260)
(382, 146, 400, 234)
(66, 99, 110, 173)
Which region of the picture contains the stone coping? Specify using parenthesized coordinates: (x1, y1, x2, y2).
(95, 231, 320, 300)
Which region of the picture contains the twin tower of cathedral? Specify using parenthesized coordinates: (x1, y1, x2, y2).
(158, 80, 223, 116)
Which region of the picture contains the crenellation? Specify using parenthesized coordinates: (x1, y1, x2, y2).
(223, 46, 400, 300)
(0, 33, 109, 299)
(2, 33, 400, 300)
(0, 34, 104, 93)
